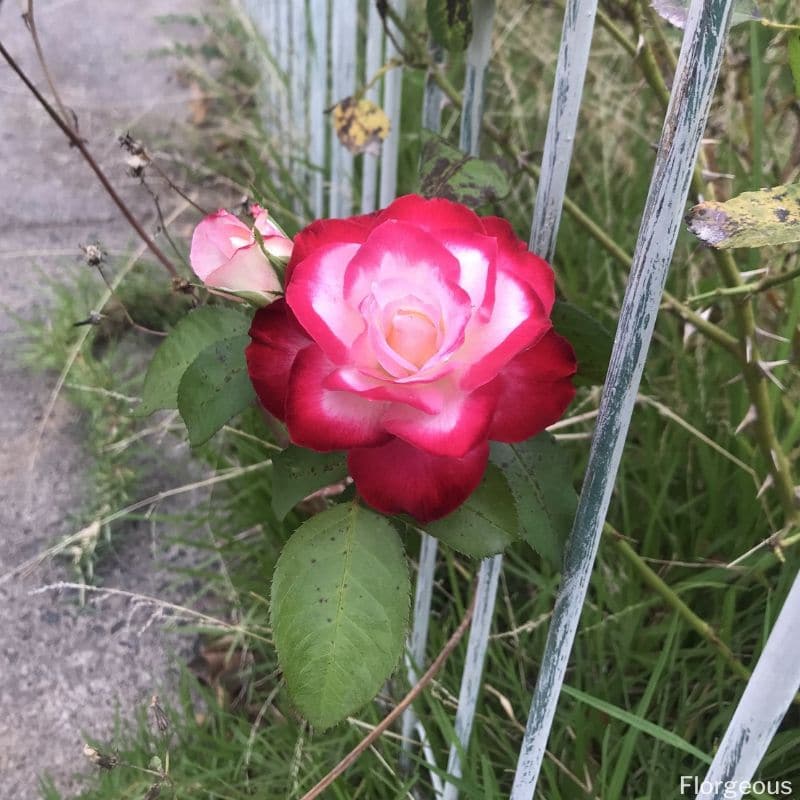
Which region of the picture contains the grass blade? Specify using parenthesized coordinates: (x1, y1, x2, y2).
(510, 1, 736, 797)
(561, 683, 712, 766)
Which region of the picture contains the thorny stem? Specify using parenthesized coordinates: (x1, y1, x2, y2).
(687, 263, 800, 303)
(609, 529, 800, 705)
(147, 158, 210, 216)
(299, 592, 476, 800)
(95, 263, 167, 337)
(138, 176, 192, 270)
(609, 529, 750, 677)
(0, 39, 181, 280)
(625, 1, 799, 524)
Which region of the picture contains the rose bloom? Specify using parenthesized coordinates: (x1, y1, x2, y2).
(190, 205, 292, 304)
(246, 195, 576, 522)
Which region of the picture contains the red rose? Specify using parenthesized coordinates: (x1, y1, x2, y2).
(246, 195, 576, 522)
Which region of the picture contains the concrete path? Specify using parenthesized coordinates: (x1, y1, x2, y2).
(0, 2, 213, 796)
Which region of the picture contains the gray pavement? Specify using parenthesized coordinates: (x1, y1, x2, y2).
(0, 2, 216, 796)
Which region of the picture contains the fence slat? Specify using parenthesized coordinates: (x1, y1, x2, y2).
(329, 0, 357, 217)
(442, 555, 502, 799)
(291, 0, 309, 212)
(308, 0, 328, 217)
(398, 38, 450, 776)
(439, 4, 498, 795)
(694, 570, 800, 800)
(360, 0, 384, 214)
(378, 0, 407, 206)
(459, 0, 494, 156)
(529, 0, 599, 259)
(400, 532, 440, 775)
(277, 0, 291, 160)
(510, 1, 735, 796)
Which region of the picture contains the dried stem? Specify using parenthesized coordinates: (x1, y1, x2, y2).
(95, 263, 167, 337)
(299, 592, 476, 800)
(22, 0, 76, 132)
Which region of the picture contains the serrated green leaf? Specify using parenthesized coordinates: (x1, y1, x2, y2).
(686, 183, 800, 249)
(138, 306, 250, 416)
(551, 300, 613, 386)
(426, 464, 518, 558)
(271, 446, 349, 521)
(271, 502, 410, 730)
(490, 433, 577, 567)
(419, 130, 509, 207)
(426, 0, 472, 52)
(177, 334, 255, 447)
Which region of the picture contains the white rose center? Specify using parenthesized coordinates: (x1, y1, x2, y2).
(386, 309, 439, 368)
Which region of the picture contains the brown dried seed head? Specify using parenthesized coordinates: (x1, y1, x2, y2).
(149, 694, 169, 733)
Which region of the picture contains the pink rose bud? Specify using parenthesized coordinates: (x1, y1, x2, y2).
(189, 207, 292, 305)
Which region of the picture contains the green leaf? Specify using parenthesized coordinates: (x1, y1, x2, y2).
(271, 502, 410, 729)
(271, 446, 350, 521)
(686, 182, 800, 249)
(426, 464, 519, 558)
(419, 130, 509, 207)
(551, 300, 613, 386)
(787, 30, 800, 99)
(490, 433, 577, 568)
(426, 0, 472, 52)
(560, 684, 712, 765)
(177, 334, 255, 447)
(138, 306, 250, 415)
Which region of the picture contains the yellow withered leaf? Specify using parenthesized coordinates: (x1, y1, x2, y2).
(331, 97, 391, 156)
(686, 183, 800, 249)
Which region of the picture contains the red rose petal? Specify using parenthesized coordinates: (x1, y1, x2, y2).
(378, 194, 483, 233)
(348, 438, 489, 522)
(342, 219, 462, 305)
(383, 381, 497, 458)
(457, 270, 551, 390)
(285, 344, 390, 451)
(246, 299, 311, 419)
(286, 214, 376, 281)
(487, 330, 577, 442)
(286, 241, 365, 363)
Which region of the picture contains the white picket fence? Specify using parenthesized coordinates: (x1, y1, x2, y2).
(240, 1, 800, 798)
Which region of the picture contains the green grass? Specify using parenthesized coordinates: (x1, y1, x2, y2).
(28, 0, 800, 798)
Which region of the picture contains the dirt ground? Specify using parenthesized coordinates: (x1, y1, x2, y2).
(0, 1, 216, 796)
